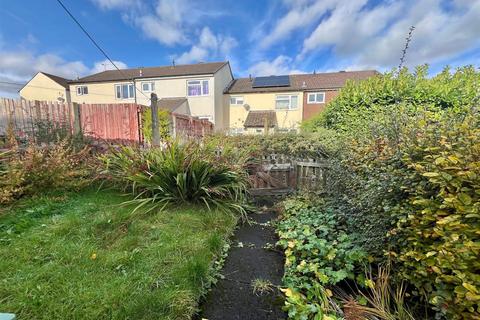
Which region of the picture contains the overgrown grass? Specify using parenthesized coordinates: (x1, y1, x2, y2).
(0, 188, 237, 319)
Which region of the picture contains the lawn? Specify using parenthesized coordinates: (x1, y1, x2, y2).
(0, 188, 237, 319)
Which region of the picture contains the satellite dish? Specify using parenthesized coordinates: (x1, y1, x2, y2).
(243, 104, 250, 111)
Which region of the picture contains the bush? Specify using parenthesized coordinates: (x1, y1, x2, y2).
(277, 197, 367, 319)
(142, 108, 171, 143)
(206, 130, 341, 160)
(299, 65, 480, 318)
(100, 141, 249, 215)
(391, 111, 480, 319)
(302, 65, 479, 134)
(0, 140, 93, 204)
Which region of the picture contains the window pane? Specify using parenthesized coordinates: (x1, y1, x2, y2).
(230, 97, 235, 104)
(237, 98, 244, 104)
(121, 84, 128, 98)
(116, 86, 121, 98)
(129, 84, 134, 98)
(276, 99, 289, 109)
(308, 94, 315, 102)
(83, 87, 88, 94)
(142, 83, 149, 91)
(317, 93, 324, 102)
(291, 96, 298, 108)
(202, 80, 209, 95)
(77, 87, 82, 95)
(188, 83, 201, 96)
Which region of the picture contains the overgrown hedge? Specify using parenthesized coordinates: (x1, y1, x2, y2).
(296, 66, 480, 319)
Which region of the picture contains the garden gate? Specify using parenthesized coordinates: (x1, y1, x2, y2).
(249, 154, 327, 196)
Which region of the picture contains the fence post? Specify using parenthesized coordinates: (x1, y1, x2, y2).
(150, 93, 160, 147)
(72, 103, 82, 137)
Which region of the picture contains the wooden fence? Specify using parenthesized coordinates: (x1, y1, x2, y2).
(80, 103, 142, 143)
(0, 98, 73, 139)
(249, 154, 327, 195)
(173, 113, 214, 138)
(0, 98, 214, 144)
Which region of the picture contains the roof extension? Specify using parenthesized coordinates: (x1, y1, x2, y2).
(226, 70, 378, 94)
(158, 97, 188, 113)
(244, 110, 277, 128)
(70, 61, 229, 84)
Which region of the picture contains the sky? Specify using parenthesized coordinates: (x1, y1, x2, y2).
(1, 0, 479, 97)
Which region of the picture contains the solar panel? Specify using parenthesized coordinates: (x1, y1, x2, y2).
(252, 75, 290, 88)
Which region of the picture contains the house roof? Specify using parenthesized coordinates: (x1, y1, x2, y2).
(70, 61, 229, 84)
(226, 70, 379, 94)
(158, 97, 188, 113)
(41, 72, 70, 89)
(244, 110, 277, 128)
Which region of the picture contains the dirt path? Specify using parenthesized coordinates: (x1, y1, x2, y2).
(198, 210, 286, 320)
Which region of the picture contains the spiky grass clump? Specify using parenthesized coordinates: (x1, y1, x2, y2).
(101, 141, 249, 216)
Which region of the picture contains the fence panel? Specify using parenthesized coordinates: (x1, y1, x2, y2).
(79, 103, 142, 143)
(0, 98, 72, 140)
(1, 98, 212, 145)
(248, 153, 328, 196)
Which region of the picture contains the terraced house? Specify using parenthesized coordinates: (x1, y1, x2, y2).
(21, 61, 234, 131)
(225, 70, 378, 134)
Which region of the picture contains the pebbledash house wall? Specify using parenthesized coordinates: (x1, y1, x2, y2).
(302, 89, 339, 121)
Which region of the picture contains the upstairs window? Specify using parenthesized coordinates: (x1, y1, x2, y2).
(115, 83, 135, 99)
(187, 79, 209, 96)
(230, 96, 244, 105)
(275, 95, 298, 110)
(76, 86, 88, 95)
(141, 82, 155, 92)
(307, 92, 325, 104)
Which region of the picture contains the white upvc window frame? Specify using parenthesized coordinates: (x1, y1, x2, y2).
(76, 86, 88, 96)
(187, 79, 210, 97)
(115, 83, 135, 100)
(141, 82, 155, 92)
(230, 96, 244, 105)
(275, 94, 298, 110)
(307, 92, 326, 104)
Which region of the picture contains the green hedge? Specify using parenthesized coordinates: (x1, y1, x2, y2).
(299, 65, 480, 318)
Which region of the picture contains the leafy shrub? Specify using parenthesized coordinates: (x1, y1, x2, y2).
(100, 141, 249, 215)
(300, 65, 480, 318)
(0, 140, 93, 204)
(206, 130, 341, 159)
(303, 65, 479, 134)
(390, 111, 480, 319)
(277, 197, 367, 319)
(142, 108, 171, 143)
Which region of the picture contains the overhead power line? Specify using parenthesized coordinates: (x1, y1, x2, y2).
(55, 0, 150, 101)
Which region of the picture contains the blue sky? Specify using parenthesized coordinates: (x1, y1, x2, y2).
(1, 0, 479, 96)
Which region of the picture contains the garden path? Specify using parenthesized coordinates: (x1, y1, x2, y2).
(198, 210, 286, 320)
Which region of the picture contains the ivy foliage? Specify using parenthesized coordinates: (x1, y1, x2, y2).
(277, 197, 367, 319)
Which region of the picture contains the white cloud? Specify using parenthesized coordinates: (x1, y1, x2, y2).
(299, 0, 480, 69)
(90, 59, 128, 73)
(135, 14, 187, 46)
(259, 0, 338, 49)
(247, 55, 304, 76)
(90, 0, 141, 10)
(176, 27, 237, 64)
